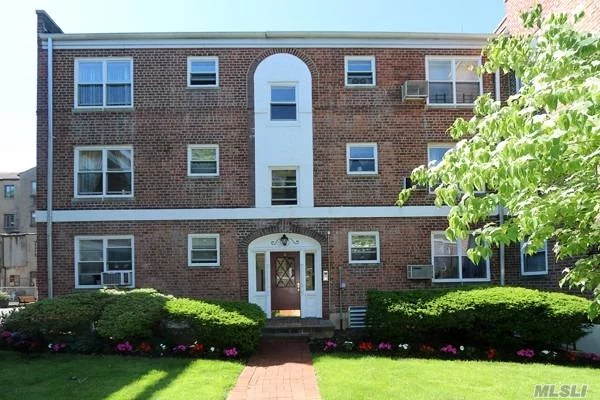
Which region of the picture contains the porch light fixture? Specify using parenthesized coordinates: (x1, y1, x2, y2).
(280, 234, 289, 246)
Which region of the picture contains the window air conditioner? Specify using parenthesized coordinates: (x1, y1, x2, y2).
(407, 264, 433, 280)
(102, 271, 132, 286)
(402, 80, 429, 101)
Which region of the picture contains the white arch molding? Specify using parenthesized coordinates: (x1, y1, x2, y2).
(248, 233, 322, 318)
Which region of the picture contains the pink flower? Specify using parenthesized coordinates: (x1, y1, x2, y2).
(323, 340, 337, 351)
(49, 343, 66, 352)
(224, 347, 238, 358)
(116, 341, 133, 353)
(516, 348, 535, 358)
(440, 344, 457, 355)
(377, 342, 392, 351)
(172, 344, 188, 354)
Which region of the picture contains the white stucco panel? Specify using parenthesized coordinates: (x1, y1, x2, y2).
(254, 53, 314, 208)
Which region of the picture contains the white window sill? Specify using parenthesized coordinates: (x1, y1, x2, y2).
(188, 264, 220, 268)
(521, 271, 548, 276)
(266, 121, 300, 127)
(187, 174, 220, 178)
(348, 172, 379, 176)
(425, 104, 475, 110)
(345, 84, 377, 88)
(75, 285, 134, 289)
(432, 278, 491, 283)
(186, 85, 220, 90)
(72, 195, 135, 201)
(73, 106, 134, 113)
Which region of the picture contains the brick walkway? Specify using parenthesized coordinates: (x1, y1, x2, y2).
(227, 339, 321, 400)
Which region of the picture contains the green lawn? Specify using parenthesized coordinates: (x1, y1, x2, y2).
(0, 351, 243, 400)
(313, 354, 599, 400)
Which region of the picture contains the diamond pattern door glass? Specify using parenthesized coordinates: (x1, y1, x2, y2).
(275, 257, 296, 288)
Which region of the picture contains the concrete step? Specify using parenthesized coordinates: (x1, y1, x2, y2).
(263, 318, 335, 339)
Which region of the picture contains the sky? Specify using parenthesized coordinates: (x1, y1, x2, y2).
(0, 0, 505, 172)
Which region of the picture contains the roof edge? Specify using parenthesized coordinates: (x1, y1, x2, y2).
(39, 31, 494, 42)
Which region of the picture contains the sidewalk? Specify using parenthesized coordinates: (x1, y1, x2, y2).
(228, 339, 321, 400)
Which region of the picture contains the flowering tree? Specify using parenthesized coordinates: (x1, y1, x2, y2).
(397, 6, 600, 318)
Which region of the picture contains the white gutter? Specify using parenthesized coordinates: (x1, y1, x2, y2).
(46, 37, 54, 299)
(38, 31, 494, 41)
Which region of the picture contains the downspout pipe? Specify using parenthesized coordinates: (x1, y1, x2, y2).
(499, 206, 505, 286)
(46, 37, 54, 299)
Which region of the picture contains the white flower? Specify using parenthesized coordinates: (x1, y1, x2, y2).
(48, 343, 52, 349)
(210, 347, 215, 352)
(460, 346, 465, 351)
(541, 350, 550, 355)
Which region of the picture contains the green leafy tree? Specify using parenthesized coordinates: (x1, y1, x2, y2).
(397, 5, 600, 318)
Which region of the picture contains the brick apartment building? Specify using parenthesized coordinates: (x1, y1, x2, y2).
(1, 168, 37, 292)
(35, 4, 579, 324)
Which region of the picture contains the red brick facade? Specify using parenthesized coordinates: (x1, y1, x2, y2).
(35, 10, 572, 319)
(497, 0, 599, 34)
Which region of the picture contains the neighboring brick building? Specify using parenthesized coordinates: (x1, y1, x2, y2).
(497, 0, 599, 34)
(35, 9, 567, 325)
(1, 168, 37, 294)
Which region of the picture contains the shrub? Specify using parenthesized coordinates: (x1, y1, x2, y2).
(95, 289, 171, 341)
(2, 291, 114, 339)
(0, 291, 9, 300)
(164, 298, 266, 355)
(367, 287, 592, 348)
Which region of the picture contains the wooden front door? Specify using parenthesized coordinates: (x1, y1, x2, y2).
(271, 252, 300, 314)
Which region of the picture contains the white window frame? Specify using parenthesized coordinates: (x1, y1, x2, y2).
(74, 58, 134, 109)
(427, 143, 455, 194)
(188, 234, 220, 267)
(425, 56, 482, 106)
(187, 56, 219, 88)
(74, 235, 135, 289)
(431, 231, 490, 283)
(345, 56, 376, 87)
(270, 167, 299, 207)
(348, 231, 380, 264)
(269, 84, 298, 122)
(187, 144, 219, 177)
(520, 240, 549, 276)
(3, 184, 15, 199)
(347, 143, 378, 175)
(74, 146, 134, 199)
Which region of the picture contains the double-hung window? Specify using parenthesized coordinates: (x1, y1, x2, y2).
(349, 232, 380, 264)
(3, 214, 15, 229)
(76, 59, 133, 108)
(427, 144, 454, 193)
(427, 57, 481, 105)
(431, 232, 490, 282)
(345, 56, 376, 86)
(188, 145, 219, 176)
(521, 241, 548, 275)
(3, 184, 15, 199)
(271, 169, 297, 206)
(188, 234, 220, 267)
(187, 57, 219, 87)
(75, 236, 134, 288)
(347, 143, 378, 174)
(75, 147, 133, 197)
(270, 86, 297, 121)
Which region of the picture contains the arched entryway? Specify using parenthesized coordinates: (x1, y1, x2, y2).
(248, 233, 322, 318)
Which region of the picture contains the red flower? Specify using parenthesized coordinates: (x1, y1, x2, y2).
(487, 348, 497, 360)
(357, 341, 374, 352)
(419, 344, 435, 354)
(567, 351, 578, 362)
(190, 343, 204, 354)
(138, 341, 152, 353)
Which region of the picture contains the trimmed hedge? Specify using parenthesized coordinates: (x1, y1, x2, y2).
(2, 291, 113, 339)
(95, 289, 171, 341)
(366, 287, 593, 348)
(2, 289, 266, 355)
(164, 298, 267, 355)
